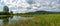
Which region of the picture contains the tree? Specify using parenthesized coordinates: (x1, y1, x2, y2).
(3, 6, 9, 13)
(3, 6, 9, 15)
(10, 11, 13, 14)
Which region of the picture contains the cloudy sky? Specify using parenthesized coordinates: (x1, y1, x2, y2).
(0, 0, 60, 13)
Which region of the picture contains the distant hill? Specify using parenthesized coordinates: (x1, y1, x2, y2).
(25, 10, 60, 14)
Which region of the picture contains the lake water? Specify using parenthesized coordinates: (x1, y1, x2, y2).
(0, 16, 34, 26)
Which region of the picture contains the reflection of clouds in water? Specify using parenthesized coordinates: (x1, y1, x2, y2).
(0, 20, 3, 26)
(0, 16, 34, 25)
(9, 16, 34, 22)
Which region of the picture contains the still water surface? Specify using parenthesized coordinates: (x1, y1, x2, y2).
(0, 16, 34, 26)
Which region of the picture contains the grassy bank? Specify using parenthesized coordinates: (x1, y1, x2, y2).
(0, 15, 10, 17)
(2, 14, 60, 26)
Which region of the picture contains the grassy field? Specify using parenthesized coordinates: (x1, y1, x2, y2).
(2, 14, 59, 26)
(33, 14, 60, 26)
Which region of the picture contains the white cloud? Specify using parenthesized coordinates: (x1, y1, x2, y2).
(0, 0, 60, 13)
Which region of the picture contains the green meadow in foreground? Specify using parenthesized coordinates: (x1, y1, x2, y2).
(3, 14, 60, 26)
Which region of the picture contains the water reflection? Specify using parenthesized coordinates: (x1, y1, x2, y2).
(0, 16, 34, 26)
(0, 16, 13, 26)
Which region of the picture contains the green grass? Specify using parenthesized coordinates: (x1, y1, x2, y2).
(1, 14, 60, 26)
(33, 14, 60, 26)
(0, 15, 9, 17)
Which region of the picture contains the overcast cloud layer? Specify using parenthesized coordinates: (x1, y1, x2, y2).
(0, 0, 60, 13)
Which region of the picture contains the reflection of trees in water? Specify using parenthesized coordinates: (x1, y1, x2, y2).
(10, 16, 13, 19)
(3, 18, 9, 26)
(0, 16, 13, 26)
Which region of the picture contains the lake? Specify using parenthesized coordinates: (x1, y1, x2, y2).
(0, 16, 34, 26)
